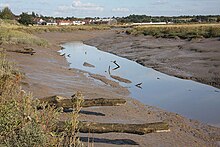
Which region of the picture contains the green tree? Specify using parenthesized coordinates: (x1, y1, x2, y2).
(217, 17, 220, 22)
(31, 11, 36, 18)
(0, 7, 14, 19)
(18, 12, 34, 25)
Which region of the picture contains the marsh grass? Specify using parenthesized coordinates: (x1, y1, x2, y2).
(21, 25, 110, 33)
(0, 19, 109, 47)
(0, 52, 83, 146)
(0, 27, 48, 46)
(126, 24, 220, 39)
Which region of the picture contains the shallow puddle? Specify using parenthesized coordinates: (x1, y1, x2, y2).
(60, 41, 220, 126)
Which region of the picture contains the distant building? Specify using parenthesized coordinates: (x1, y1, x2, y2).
(46, 22, 57, 25)
(34, 18, 46, 25)
(131, 22, 171, 26)
(46, 19, 57, 26)
(57, 20, 72, 26)
(91, 18, 117, 25)
(72, 20, 85, 25)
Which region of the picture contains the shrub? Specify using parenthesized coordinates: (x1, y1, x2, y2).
(0, 53, 83, 146)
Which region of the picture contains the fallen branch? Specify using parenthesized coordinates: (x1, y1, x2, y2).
(83, 62, 95, 68)
(110, 75, 132, 84)
(57, 121, 169, 135)
(135, 82, 143, 89)
(7, 49, 36, 55)
(38, 95, 126, 109)
(108, 65, 111, 75)
(112, 60, 120, 70)
(89, 74, 120, 88)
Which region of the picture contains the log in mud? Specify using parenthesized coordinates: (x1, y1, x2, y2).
(57, 121, 170, 135)
(110, 75, 132, 84)
(7, 48, 36, 55)
(38, 95, 126, 109)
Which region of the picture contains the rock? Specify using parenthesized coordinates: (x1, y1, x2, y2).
(83, 62, 95, 68)
(110, 75, 132, 84)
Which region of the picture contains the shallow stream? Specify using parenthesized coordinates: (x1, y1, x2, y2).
(59, 41, 220, 126)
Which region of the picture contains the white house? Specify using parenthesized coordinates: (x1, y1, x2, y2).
(72, 21, 86, 25)
(57, 20, 72, 26)
(132, 22, 172, 26)
(37, 19, 46, 25)
(91, 18, 117, 25)
(46, 20, 57, 26)
(46, 22, 57, 26)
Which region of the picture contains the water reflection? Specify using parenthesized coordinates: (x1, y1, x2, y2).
(60, 41, 220, 126)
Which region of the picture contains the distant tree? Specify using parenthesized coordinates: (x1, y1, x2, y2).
(31, 12, 36, 18)
(0, 7, 14, 19)
(217, 17, 220, 22)
(18, 12, 34, 25)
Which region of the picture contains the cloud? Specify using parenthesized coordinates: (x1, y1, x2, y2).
(38, 0, 49, 5)
(112, 7, 130, 12)
(56, 0, 104, 16)
(0, 3, 10, 8)
(57, 5, 73, 13)
(152, 0, 169, 5)
(72, 0, 104, 11)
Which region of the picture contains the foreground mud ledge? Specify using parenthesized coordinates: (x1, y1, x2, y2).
(3, 30, 220, 146)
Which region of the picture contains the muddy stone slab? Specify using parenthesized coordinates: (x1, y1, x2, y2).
(83, 62, 95, 68)
(110, 75, 132, 84)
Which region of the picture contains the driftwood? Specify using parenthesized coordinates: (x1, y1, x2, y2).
(7, 48, 36, 55)
(39, 95, 126, 109)
(112, 60, 120, 70)
(83, 62, 95, 68)
(89, 74, 120, 88)
(57, 121, 169, 135)
(108, 65, 111, 75)
(110, 75, 132, 84)
(135, 82, 143, 89)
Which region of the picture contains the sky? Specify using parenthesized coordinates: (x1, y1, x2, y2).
(0, 0, 220, 18)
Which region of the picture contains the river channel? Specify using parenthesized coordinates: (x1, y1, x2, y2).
(59, 41, 220, 126)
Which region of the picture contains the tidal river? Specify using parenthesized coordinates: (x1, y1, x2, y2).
(59, 41, 220, 127)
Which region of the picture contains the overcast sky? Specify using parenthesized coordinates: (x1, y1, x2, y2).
(0, 0, 220, 17)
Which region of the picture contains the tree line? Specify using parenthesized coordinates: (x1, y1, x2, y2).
(116, 14, 220, 23)
(1, 7, 220, 26)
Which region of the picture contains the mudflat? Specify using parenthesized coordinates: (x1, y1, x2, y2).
(85, 31, 220, 89)
(4, 30, 220, 146)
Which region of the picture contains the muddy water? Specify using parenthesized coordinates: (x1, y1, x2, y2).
(60, 41, 220, 126)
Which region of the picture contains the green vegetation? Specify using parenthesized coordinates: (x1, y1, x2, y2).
(18, 12, 34, 26)
(0, 19, 109, 47)
(0, 7, 15, 20)
(126, 24, 220, 39)
(0, 27, 48, 46)
(0, 52, 83, 146)
(21, 25, 110, 33)
(0, 19, 48, 46)
(117, 14, 220, 24)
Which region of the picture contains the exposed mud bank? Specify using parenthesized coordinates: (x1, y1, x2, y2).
(85, 32, 220, 89)
(2, 30, 220, 146)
